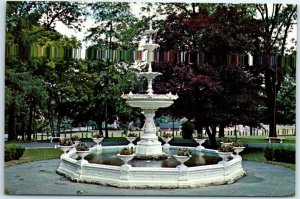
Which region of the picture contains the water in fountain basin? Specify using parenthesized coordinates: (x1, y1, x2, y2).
(81, 148, 222, 168)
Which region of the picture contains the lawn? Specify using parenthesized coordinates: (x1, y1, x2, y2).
(5, 148, 62, 168)
(226, 135, 296, 144)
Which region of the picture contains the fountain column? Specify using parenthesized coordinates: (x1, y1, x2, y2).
(142, 110, 157, 139)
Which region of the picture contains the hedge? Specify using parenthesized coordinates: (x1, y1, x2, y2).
(264, 146, 295, 164)
(5, 144, 25, 162)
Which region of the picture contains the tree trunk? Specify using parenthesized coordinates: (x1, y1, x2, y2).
(219, 124, 225, 138)
(21, 120, 25, 140)
(56, 115, 61, 137)
(265, 70, 277, 138)
(105, 100, 109, 138)
(8, 104, 17, 141)
(194, 117, 203, 136)
(206, 126, 217, 149)
(26, 105, 33, 141)
(97, 119, 103, 136)
(250, 126, 253, 136)
(267, 78, 277, 137)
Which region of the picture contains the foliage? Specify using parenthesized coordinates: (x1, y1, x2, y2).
(255, 4, 297, 137)
(264, 146, 295, 164)
(119, 147, 135, 155)
(86, 2, 139, 50)
(5, 144, 25, 161)
(221, 137, 232, 143)
(233, 141, 244, 147)
(162, 132, 172, 138)
(218, 145, 234, 152)
(155, 4, 264, 148)
(59, 138, 73, 146)
(127, 132, 137, 137)
(5, 2, 296, 144)
(195, 134, 205, 139)
(93, 132, 103, 138)
(76, 143, 89, 151)
(176, 148, 191, 156)
(181, 120, 194, 139)
(70, 135, 80, 141)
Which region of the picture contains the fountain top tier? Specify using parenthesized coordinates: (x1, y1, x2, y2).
(122, 20, 177, 99)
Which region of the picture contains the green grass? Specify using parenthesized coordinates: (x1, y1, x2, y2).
(5, 148, 62, 168)
(226, 135, 296, 144)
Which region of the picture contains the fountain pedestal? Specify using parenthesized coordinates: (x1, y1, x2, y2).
(136, 109, 162, 155)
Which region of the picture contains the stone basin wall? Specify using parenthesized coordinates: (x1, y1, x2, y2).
(57, 146, 245, 188)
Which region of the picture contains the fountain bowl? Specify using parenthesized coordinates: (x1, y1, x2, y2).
(173, 155, 192, 164)
(124, 98, 175, 109)
(76, 150, 91, 159)
(58, 145, 73, 154)
(92, 137, 104, 145)
(117, 153, 135, 164)
(233, 147, 246, 155)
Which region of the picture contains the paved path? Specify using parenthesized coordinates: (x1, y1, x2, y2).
(4, 159, 295, 197)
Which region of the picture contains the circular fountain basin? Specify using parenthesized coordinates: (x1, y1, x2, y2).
(57, 145, 245, 188)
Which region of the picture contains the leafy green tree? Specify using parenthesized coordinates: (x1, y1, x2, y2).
(5, 1, 89, 140)
(255, 4, 296, 137)
(85, 2, 144, 137)
(5, 66, 48, 141)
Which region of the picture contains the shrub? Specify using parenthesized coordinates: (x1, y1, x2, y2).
(93, 132, 103, 138)
(218, 145, 234, 152)
(70, 135, 80, 141)
(264, 146, 295, 164)
(181, 120, 194, 139)
(119, 147, 134, 155)
(76, 143, 89, 151)
(127, 132, 137, 137)
(59, 138, 73, 146)
(162, 132, 172, 138)
(233, 141, 244, 147)
(176, 148, 191, 156)
(5, 144, 25, 162)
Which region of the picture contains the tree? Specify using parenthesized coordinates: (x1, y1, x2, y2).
(154, 4, 263, 148)
(85, 2, 143, 137)
(255, 4, 296, 137)
(5, 1, 89, 140)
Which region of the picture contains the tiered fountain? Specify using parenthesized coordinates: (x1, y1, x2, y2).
(56, 19, 246, 189)
(121, 22, 178, 158)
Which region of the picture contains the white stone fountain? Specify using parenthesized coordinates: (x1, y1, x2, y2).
(56, 15, 246, 189)
(121, 21, 178, 158)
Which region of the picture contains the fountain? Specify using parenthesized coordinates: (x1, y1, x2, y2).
(56, 18, 246, 189)
(121, 21, 178, 158)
